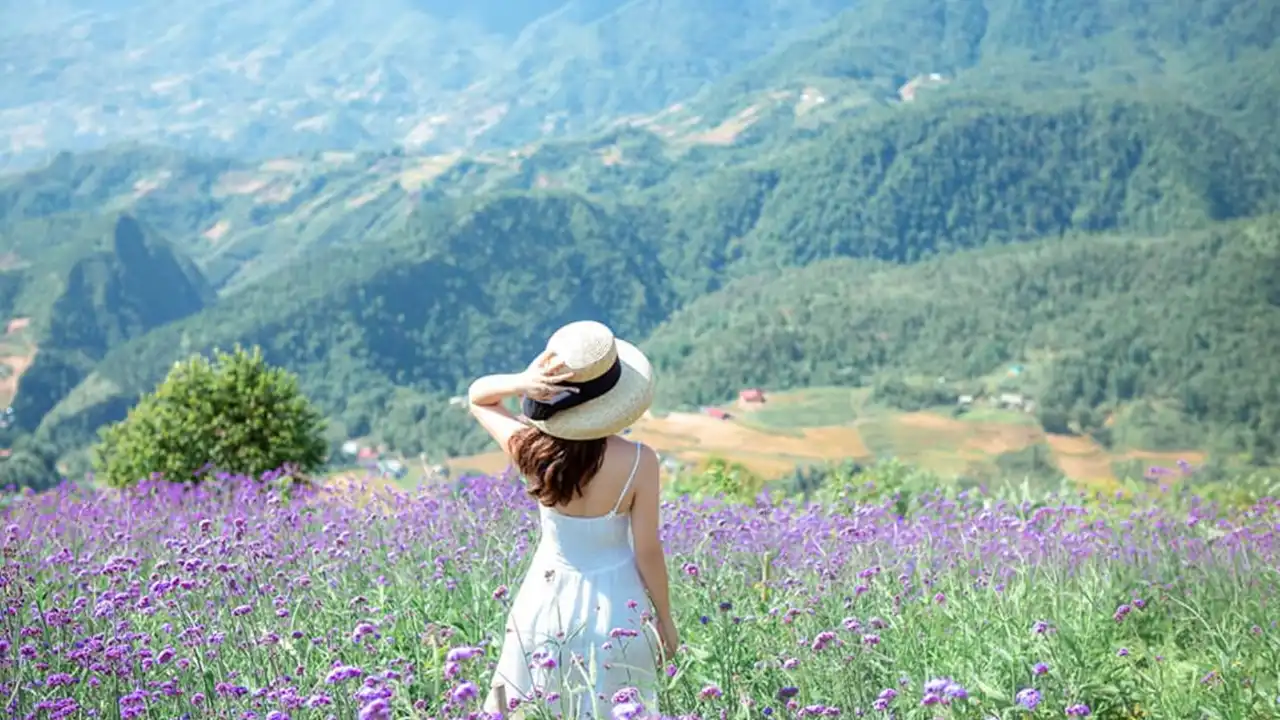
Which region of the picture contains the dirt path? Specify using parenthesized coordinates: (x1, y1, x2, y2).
(0, 350, 36, 407)
(1044, 434, 1116, 483)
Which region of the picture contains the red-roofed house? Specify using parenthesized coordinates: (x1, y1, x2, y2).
(704, 408, 731, 421)
(739, 388, 766, 404)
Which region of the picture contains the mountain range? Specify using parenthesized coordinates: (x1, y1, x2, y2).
(2, 0, 859, 171)
(1, 0, 1277, 486)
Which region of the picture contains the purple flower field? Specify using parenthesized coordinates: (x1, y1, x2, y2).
(2, 472, 1278, 719)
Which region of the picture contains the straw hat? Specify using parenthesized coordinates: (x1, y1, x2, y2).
(522, 321, 654, 441)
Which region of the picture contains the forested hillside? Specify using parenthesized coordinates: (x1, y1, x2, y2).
(657, 93, 1280, 294)
(35, 193, 672, 457)
(0, 146, 419, 290)
(0, 214, 213, 484)
(3, 0, 1280, 481)
(645, 215, 1280, 464)
(34, 86, 1280, 462)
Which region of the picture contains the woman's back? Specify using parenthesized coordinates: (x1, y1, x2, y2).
(541, 435, 643, 518)
(533, 439, 644, 573)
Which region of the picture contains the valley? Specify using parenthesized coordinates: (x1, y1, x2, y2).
(442, 387, 1203, 492)
(1, 0, 1278, 491)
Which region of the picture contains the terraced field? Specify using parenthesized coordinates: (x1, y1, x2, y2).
(443, 387, 1207, 488)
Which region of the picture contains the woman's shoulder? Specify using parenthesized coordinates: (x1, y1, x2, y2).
(608, 437, 659, 479)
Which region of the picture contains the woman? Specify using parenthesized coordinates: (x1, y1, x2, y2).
(468, 320, 678, 718)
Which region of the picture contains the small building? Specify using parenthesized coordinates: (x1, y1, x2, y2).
(341, 440, 360, 456)
(957, 394, 974, 406)
(739, 388, 766, 404)
(705, 408, 731, 421)
(997, 393, 1027, 410)
(377, 459, 407, 479)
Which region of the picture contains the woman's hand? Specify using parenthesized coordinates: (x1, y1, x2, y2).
(657, 616, 679, 659)
(519, 349, 578, 401)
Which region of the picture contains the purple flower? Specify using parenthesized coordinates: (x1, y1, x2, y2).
(811, 631, 837, 651)
(1066, 703, 1091, 716)
(612, 688, 640, 704)
(1015, 688, 1041, 711)
(446, 645, 483, 662)
(451, 681, 479, 703)
(359, 699, 391, 720)
(1113, 604, 1133, 623)
(612, 702, 646, 720)
(325, 665, 364, 684)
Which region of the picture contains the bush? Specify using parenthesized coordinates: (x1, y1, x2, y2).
(663, 456, 765, 503)
(0, 438, 60, 491)
(994, 443, 1060, 480)
(92, 346, 327, 487)
(870, 377, 955, 412)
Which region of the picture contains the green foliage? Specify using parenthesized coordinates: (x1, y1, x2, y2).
(1036, 406, 1073, 435)
(663, 457, 765, 504)
(809, 459, 943, 517)
(92, 346, 327, 487)
(994, 443, 1061, 482)
(38, 192, 673, 459)
(870, 377, 955, 412)
(646, 216, 1280, 462)
(0, 438, 61, 492)
(0, 213, 212, 438)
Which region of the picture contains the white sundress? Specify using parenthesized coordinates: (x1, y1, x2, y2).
(485, 442, 660, 718)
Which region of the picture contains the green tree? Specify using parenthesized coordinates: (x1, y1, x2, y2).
(92, 346, 327, 487)
(0, 438, 61, 492)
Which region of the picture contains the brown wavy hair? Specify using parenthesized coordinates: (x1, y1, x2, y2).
(509, 426, 608, 507)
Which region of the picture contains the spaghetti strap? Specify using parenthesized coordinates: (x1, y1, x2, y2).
(608, 442, 643, 517)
